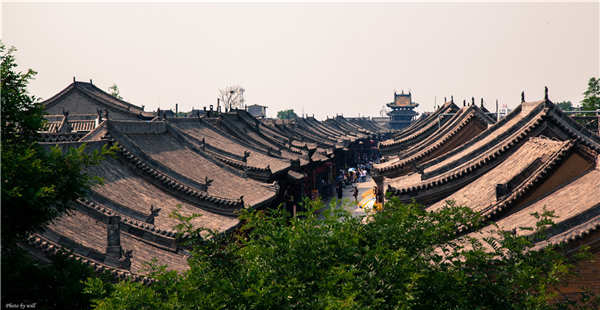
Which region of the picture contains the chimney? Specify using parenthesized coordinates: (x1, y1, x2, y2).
(471, 97, 475, 106)
(521, 91, 525, 103)
(480, 98, 484, 108)
(544, 86, 549, 101)
(90, 79, 93, 85)
(175, 103, 178, 116)
(451, 96, 454, 104)
(104, 216, 122, 266)
(73, 76, 76, 83)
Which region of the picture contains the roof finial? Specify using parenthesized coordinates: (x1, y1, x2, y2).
(451, 96, 454, 103)
(480, 98, 484, 108)
(90, 79, 93, 85)
(73, 76, 76, 83)
(544, 86, 548, 101)
(521, 91, 525, 103)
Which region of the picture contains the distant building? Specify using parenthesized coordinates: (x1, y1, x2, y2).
(43, 78, 155, 121)
(247, 104, 267, 118)
(498, 104, 512, 119)
(386, 91, 419, 130)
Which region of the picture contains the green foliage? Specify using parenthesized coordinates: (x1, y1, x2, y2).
(87, 198, 596, 309)
(108, 83, 123, 100)
(1, 41, 117, 308)
(2, 247, 114, 310)
(277, 109, 299, 120)
(1, 43, 116, 247)
(556, 101, 573, 111)
(1, 43, 42, 148)
(581, 77, 599, 112)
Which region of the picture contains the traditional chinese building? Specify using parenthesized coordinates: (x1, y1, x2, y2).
(376, 89, 600, 297)
(387, 90, 419, 130)
(31, 79, 389, 280)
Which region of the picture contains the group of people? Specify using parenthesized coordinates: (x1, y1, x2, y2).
(335, 161, 374, 202)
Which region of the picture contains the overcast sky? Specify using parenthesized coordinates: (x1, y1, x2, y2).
(3, 2, 599, 118)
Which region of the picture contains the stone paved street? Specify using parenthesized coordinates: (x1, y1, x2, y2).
(319, 175, 376, 218)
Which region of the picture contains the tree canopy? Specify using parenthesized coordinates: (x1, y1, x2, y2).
(277, 109, 298, 120)
(85, 198, 597, 309)
(581, 77, 599, 112)
(1, 42, 116, 308)
(108, 83, 123, 100)
(556, 101, 573, 111)
(1, 42, 115, 247)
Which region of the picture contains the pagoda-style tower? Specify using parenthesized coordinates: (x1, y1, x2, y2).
(387, 90, 419, 130)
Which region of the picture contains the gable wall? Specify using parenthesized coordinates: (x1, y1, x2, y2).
(45, 89, 138, 120)
(511, 152, 594, 212)
(558, 230, 600, 297)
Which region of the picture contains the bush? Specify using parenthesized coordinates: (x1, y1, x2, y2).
(86, 198, 597, 309)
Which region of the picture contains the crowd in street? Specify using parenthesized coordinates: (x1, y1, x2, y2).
(335, 154, 381, 203)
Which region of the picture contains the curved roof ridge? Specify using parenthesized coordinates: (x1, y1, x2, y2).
(387, 110, 549, 195)
(27, 234, 155, 283)
(384, 101, 459, 143)
(165, 123, 269, 179)
(422, 107, 549, 179)
(535, 212, 600, 250)
(291, 122, 338, 147)
(374, 109, 466, 173)
(410, 104, 495, 159)
(183, 131, 284, 176)
(546, 105, 600, 150)
(104, 128, 244, 212)
(419, 102, 533, 173)
(76, 197, 180, 243)
(381, 103, 459, 148)
(397, 106, 473, 156)
(42, 81, 147, 118)
(477, 139, 575, 219)
(375, 110, 483, 174)
(300, 118, 343, 141)
(76, 82, 144, 112)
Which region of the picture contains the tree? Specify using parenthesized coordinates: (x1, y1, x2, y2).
(1, 42, 116, 307)
(218, 86, 245, 111)
(1, 42, 114, 247)
(86, 198, 597, 309)
(108, 83, 122, 100)
(581, 77, 599, 112)
(277, 109, 298, 120)
(556, 100, 573, 111)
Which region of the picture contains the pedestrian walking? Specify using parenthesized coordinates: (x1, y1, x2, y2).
(352, 185, 358, 203)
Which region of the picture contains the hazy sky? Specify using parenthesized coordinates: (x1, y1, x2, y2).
(3, 2, 599, 118)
